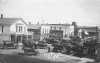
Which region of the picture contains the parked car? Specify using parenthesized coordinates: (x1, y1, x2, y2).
(3, 40, 17, 49)
(21, 40, 37, 55)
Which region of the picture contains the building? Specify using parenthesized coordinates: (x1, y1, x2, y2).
(40, 24, 74, 40)
(78, 26, 98, 38)
(49, 24, 74, 40)
(27, 24, 41, 41)
(0, 14, 28, 43)
(40, 24, 51, 40)
(98, 27, 100, 43)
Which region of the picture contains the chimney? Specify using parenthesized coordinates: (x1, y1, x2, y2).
(1, 14, 3, 19)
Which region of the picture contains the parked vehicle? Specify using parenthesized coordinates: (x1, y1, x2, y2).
(21, 40, 37, 55)
(2, 40, 17, 49)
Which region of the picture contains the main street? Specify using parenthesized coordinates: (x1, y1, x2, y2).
(0, 49, 94, 63)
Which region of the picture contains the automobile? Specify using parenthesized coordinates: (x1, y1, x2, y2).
(3, 40, 17, 49)
(21, 40, 38, 56)
(19, 47, 37, 56)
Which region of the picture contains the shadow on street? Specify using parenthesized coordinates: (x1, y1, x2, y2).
(0, 54, 66, 63)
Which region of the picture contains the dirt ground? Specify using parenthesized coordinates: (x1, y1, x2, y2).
(0, 49, 95, 63)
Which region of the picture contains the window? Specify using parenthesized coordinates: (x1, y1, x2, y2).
(11, 34, 16, 42)
(20, 26, 23, 32)
(2, 25, 4, 32)
(18, 26, 22, 32)
(42, 28, 45, 34)
(16, 26, 18, 32)
(17, 36, 21, 42)
(50, 27, 52, 30)
(54, 27, 56, 30)
(45, 29, 46, 34)
(16, 25, 23, 32)
(59, 27, 61, 30)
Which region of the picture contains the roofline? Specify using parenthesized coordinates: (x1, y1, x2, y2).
(20, 18, 27, 25)
(78, 26, 98, 29)
(40, 24, 71, 26)
(0, 18, 27, 25)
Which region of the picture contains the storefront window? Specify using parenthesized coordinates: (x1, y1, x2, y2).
(11, 34, 16, 43)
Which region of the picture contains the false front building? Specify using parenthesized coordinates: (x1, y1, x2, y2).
(40, 24, 74, 40)
(27, 24, 41, 41)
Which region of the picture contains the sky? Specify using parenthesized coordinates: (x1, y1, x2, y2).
(0, 0, 100, 26)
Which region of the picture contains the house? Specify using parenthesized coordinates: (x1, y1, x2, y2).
(0, 14, 28, 43)
(27, 24, 41, 41)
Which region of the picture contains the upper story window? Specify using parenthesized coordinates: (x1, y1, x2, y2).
(16, 25, 23, 32)
(43, 28, 45, 34)
(1, 25, 4, 32)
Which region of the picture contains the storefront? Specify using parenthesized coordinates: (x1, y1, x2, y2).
(10, 33, 32, 43)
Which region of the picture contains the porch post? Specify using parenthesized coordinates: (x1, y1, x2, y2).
(21, 35, 22, 43)
(15, 34, 17, 43)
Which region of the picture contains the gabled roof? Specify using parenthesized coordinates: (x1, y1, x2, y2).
(0, 18, 26, 25)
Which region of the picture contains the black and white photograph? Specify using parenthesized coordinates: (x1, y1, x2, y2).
(0, 0, 100, 63)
